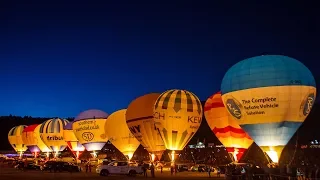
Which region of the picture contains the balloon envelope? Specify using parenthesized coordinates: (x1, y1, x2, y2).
(204, 91, 253, 161)
(126, 93, 166, 155)
(106, 109, 140, 160)
(221, 55, 316, 163)
(8, 125, 28, 153)
(73, 109, 108, 151)
(63, 122, 85, 152)
(22, 124, 41, 153)
(39, 118, 69, 152)
(153, 89, 203, 151)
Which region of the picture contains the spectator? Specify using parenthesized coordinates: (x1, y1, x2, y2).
(142, 165, 147, 177)
(150, 163, 155, 178)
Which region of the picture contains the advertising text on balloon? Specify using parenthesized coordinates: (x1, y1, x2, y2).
(74, 120, 99, 132)
(47, 136, 63, 141)
(82, 132, 94, 141)
(190, 125, 200, 129)
(153, 112, 165, 120)
(241, 97, 279, 116)
(302, 93, 315, 116)
(188, 116, 201, 124)
(129, 125, 141, 134)
(225, 99, 242, 119)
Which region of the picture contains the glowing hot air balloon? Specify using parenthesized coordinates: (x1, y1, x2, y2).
(105, 109, 140, 160)
(221, 55, 316, 163)
(34, 124, 52, 157)
(72, 109, 108, 157)
(63, 122, 85, 159)
(22, 124, 41, 157)
(153, 89, 203, 162)
(126, 93, 166, 162)
(204, 92, 253, 162)
(39, 118, 69, 157)
(8, 125, 28, 158)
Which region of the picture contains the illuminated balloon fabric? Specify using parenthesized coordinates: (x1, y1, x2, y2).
(22, 124, 41, 153)
(72, 109, 108, 151)
(221, 55, 316, 161)
(63, 122, 85, 152)
(105, 109, 140, 159)
(204, 92, 253, 161)
(39, 118, 69, 152)
(126, 93, 166, 155)
(34, 124, 52, 152)
(8, 125, 28, 153)
(153, 89, 203, 151)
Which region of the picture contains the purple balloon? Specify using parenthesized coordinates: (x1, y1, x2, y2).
(74, 109, 108, 121)
(64, 122, 73, 130)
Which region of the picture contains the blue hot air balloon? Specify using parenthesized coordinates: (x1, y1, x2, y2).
(221, 55, 316, 163)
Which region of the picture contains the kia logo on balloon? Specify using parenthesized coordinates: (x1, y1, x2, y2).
(225, 98, 242, 119)
(82, 132, 94, 141)
(301, 93, 315, 116)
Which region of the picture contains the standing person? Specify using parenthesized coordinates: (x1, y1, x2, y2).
(150, 163, 155, 178)
(217, 167, 221, 177)
(53, 163, 57, 173)
(170, 166, 174, 175)
(23, 159, 28, 171)
(88, 161, 91, 173)
(85, 161, 89, 173)
(208, 166, 212, 177)
(160, 165, 163, 173)
(174, 164, 177, 174)
(142, 165, 147, 177)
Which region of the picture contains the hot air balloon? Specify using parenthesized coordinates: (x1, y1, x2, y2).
(8, 125, 28, 158)
(126, 93, 166, 162)
(63, 122, 85, 159)
(72, 109, 108, 157)
(204, 92, 253, 162)
(153, 89, 203, 163)
(39, 118, 69, 157)
(34, 124, 52, 157)
(105, 109, 140, 160)
(221, 55, 316, 163)
(22, 124, 41, 157)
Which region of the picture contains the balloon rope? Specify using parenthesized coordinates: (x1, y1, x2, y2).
(228, 152, 234, 162)
(263, 151, 271, 164)
(289, 131, 299, 166)
(242, 144, 252, 162)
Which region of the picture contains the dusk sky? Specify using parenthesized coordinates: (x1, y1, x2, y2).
(1, 1, 318, 117)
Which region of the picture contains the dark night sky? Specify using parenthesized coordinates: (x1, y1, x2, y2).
(0, 1, 319, 117)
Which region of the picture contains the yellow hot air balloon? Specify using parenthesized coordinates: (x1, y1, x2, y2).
(153, 89, 203, 162)
(221, 55, 316, 163)
(39, 118, 69, 157)
(72, 109, 109, 154)
(126, 93, 166, 161)
(63, 122, 85, 159)
(34, 124, 52, 157)
(8, 125, 28, 158)
(105, 109, 140, 160)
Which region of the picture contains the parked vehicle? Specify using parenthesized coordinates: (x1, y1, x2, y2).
(176, 164, 189, 172)
(42, 161, 80, 172)
(96, 161, 143, 176)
